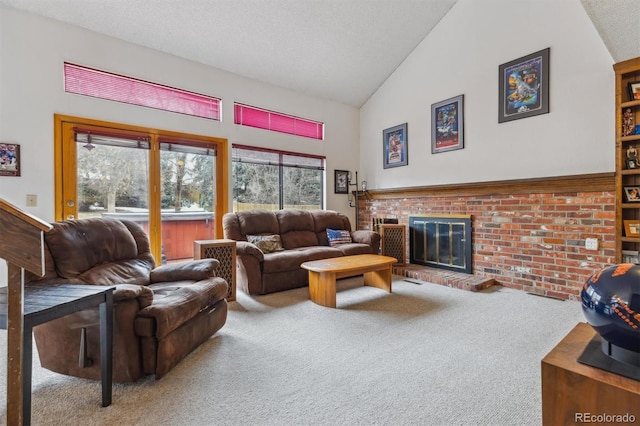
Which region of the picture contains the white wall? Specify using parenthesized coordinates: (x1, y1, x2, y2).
(0, 6, 359, 285)
(0, 6, 360, 219)
(359, 0, 615, 189)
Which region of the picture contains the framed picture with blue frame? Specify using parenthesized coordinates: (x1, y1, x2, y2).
(382, 123, 408, 169)
(498, 47, 550, 123)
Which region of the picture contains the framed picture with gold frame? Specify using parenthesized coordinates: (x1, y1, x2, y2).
(624, 220, 640, 237)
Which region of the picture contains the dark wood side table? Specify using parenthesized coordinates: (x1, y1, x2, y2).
(0, 284, 114, 425)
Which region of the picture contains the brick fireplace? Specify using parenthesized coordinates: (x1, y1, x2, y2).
(357, 173, 616, 300)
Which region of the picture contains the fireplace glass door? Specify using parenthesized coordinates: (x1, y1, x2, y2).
(409, 216, 472, 274)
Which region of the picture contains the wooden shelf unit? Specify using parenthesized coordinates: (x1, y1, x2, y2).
(614, 58, 640, 263)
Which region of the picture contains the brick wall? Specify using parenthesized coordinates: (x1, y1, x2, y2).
(358, 189, 616, 300)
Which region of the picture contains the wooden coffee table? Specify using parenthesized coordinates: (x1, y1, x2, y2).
(301, 254, 397, 308)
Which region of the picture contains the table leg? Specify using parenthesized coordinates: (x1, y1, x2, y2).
(22, 325, 33, 426)
(99, 290, 113, 407)
(308, 271, 337, 308)
(363, 267, 392, 292)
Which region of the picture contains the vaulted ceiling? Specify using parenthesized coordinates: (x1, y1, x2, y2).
(1, 0, 638, 107)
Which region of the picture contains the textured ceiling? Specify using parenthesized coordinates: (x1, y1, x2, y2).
(580, 0, 640, 64)
(1, 0, 638, 107)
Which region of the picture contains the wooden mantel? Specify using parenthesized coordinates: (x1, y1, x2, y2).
(0, 198, 52, 425)
(359, 172, 614, 200)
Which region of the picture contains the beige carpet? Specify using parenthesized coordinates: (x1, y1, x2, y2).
(0, 276, 586, 425)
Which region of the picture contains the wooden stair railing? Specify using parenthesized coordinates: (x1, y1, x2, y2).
(0, 198, 52, 426)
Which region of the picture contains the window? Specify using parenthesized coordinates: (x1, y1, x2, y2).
(232, 144, 324, 211)
(64, 63, 221, 120)
(234, 103, 324, 140)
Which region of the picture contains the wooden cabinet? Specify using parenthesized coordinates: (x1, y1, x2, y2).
(379, 224, 406, 265)
(614, 58, 640, 263)
(541, 323, 640, 425)
(194, 239, 237, 301)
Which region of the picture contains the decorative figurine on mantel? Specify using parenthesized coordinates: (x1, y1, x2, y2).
(622, 108, 635, 136)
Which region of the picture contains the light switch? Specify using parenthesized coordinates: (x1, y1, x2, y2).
(26, 194, 37, 207)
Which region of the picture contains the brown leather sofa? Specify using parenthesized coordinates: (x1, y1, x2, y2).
(25, 217, 228, 382)
(222, 209, 380, 295)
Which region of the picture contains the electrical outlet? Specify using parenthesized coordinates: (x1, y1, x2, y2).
(585, 238, 598, 250)
(26, 194, 37, 207)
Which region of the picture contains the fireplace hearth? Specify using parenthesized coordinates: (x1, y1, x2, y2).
(409, 214, 472, 274)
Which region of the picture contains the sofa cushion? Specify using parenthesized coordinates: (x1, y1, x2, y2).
(276, 209, 319, 249)
(295, 246, 343, 261)
(247, 234, 284, 253)
(46, 218, 139, 279)
(237, 210, 279, 237)
(79, 259, 152, 286)
(312, 210, 352, 245)
(262, 250, 310, 273)
(136, 278, 228, 339)
(333, 243, 375, 256)
(327, 229, 353, 246)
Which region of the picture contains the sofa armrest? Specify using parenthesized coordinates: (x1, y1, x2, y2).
(351, 230, 381, 250)
(150, 259, 220, 283)
(236, 241, 265, 262)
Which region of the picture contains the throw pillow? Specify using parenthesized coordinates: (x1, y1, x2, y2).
(247, 234, 284, 254)
(326, 229, 352, 247)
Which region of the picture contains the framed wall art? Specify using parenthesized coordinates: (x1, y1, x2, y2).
(623, 186, 640, 202)
(498, 48, 550, 123)
(334, 169, 349, 194)
(383, 123, 408, 168)
(0, 143, 20, 177)
(431, 95, 464, 154)
(628, 81, 640, 101)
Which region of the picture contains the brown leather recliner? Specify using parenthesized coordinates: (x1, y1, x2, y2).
(25, 217, 228, 382)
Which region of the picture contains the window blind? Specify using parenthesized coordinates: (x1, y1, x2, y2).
(64, 63, 221, 120)
(234, 103, 324, 140)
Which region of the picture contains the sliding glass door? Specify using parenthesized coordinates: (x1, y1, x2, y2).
(56, 115, 228, 263)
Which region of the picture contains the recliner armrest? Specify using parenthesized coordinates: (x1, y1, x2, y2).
(113, 283, 154, 309)
(150, 259, 220, 283)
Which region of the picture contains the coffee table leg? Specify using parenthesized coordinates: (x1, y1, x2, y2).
(363, 266, 392, 293)
(308, 271, 337, 308)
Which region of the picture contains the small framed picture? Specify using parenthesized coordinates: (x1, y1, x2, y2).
(627, 158, 638, 169)
(334, 169, 349, 194)
(623, 186, 640, 202)
(431, 95, 464, 154)
(624, 220, 640, 237)
(498, 48, 550, 123)
(628, 81, 640, 101)
(382, 123, 408, 168)
(0, 143, 20, 177)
